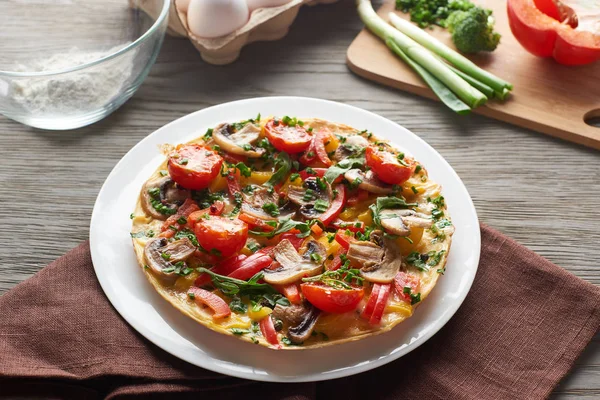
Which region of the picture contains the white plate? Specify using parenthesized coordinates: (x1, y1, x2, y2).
(90, 97, 480, 382)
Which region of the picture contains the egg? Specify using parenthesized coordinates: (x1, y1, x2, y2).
(176, 0, 191, 13)
(247, 0, 293, 11)
(186, 0, 250, 38)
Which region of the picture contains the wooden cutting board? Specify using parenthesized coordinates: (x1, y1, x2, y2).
(347, 1, 600, 150)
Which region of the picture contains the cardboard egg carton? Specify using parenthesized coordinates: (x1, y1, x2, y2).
(133, 0, 340, 65)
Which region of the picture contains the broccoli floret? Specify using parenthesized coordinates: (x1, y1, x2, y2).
(446, 7, 501, 53)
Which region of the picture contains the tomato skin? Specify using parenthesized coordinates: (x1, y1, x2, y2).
(194, 216, 248, 258)
(394, 271, 421, 303)
(264, 119, 312, 154)
(301, 283, 364, 314)
(365, 146, 415, 185)
(168, 145, 223, 190)
(507, 0, 600, 65)
(188, 287, 231, 319)
(260, 316, 280, 346)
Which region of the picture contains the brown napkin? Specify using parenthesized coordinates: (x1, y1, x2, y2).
(1, 224, 599, 400)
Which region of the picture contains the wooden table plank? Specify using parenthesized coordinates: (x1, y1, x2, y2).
(0, 1, 598, 397)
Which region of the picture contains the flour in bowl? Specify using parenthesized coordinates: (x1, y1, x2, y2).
(10, 44, 133, 115)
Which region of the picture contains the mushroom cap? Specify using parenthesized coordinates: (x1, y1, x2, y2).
(344, 169, 393, 195)
(212, 123, 265, 158)
(287, 304, 321, 344)
(345, 236, 404, 284)
(141, 176, 190, 221)
(263, 239, 324, 285)
(144, 237, 196, 284)
(333, 135, 370, 162)
(379, 209, 433, 236)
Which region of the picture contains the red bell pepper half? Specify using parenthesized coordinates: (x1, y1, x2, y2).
(507, 0, 600, 65)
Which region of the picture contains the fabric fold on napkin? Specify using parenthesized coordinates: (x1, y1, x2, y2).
(1, 224, 599, 400)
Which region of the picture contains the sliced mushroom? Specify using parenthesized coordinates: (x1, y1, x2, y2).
(287, 177, 332, 219)
(272, 302, 310, 326)
(379, 209, 433, 237)
(360, 238, 403, 284)
(300, 240, 327, 263)
(263, 239, 323, 285)
(344, 169, 393, 195)
(141, 176, 191, 220)
(212, 123, 265, 158)
(333, 135, 370, 161)
(288, 304, 321, 344)
(241, 187, 297, 221)
(144, 237, 196, 284)
(347, 241, 385, 270)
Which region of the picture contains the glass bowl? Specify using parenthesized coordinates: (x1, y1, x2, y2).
(0, 0, 170, 130)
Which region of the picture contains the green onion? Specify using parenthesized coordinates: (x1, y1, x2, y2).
(387, 12, 512, 92)
(357, 0, 487, 109)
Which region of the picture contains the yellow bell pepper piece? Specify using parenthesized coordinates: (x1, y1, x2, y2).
(339, 208, 358, 221)
(357, 209, 373, 225)
(209, 174, 228, 193)
(397, 227, 424, 256)
(248, 306, 273, 321)
(245, 171, 272, 186)
(385, 301, 413, 317)
(173, 272, 199, 292)
(218, 318, 252, 330)
(324, 135, 339, 153)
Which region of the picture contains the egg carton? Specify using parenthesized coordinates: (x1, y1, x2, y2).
(133, 0, 340, 65)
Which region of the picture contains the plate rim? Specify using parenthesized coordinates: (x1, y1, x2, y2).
(90, 96, 480, 382)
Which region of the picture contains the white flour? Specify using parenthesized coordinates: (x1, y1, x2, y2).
(10, 44, 133, 115)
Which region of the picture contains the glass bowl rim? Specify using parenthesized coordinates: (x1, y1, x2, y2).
(0, 0, 171, 78)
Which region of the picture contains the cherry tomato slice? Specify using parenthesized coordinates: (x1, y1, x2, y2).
(168, 144, 223, 190)
(394, 271, 421, 303)
(365, 146, 415, 185)
(301, 283, 364, 314)
(264, 119, 312, 154)
(194, 216, 248, 258)
(187, 287, 231, 319)
(260, 316, 280, 346)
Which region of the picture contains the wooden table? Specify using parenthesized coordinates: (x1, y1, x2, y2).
(0, 1, 597, 397)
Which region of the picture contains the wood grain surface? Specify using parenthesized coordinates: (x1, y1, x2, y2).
(0, 1, 598, 397)
(347, 1, 600, 150)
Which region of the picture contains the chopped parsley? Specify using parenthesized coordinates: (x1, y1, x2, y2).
(302, 261, 363, 290)
(229, 296, 248, 314)
(313, 199, 330, 213)
(177, 216, 187, 225)
(202, 128, 213, 141)
(262, 202, 280, 217)
(235, 162, 252, 177)
(174, 229, 200, 247)
(406, 250, 446, 271)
